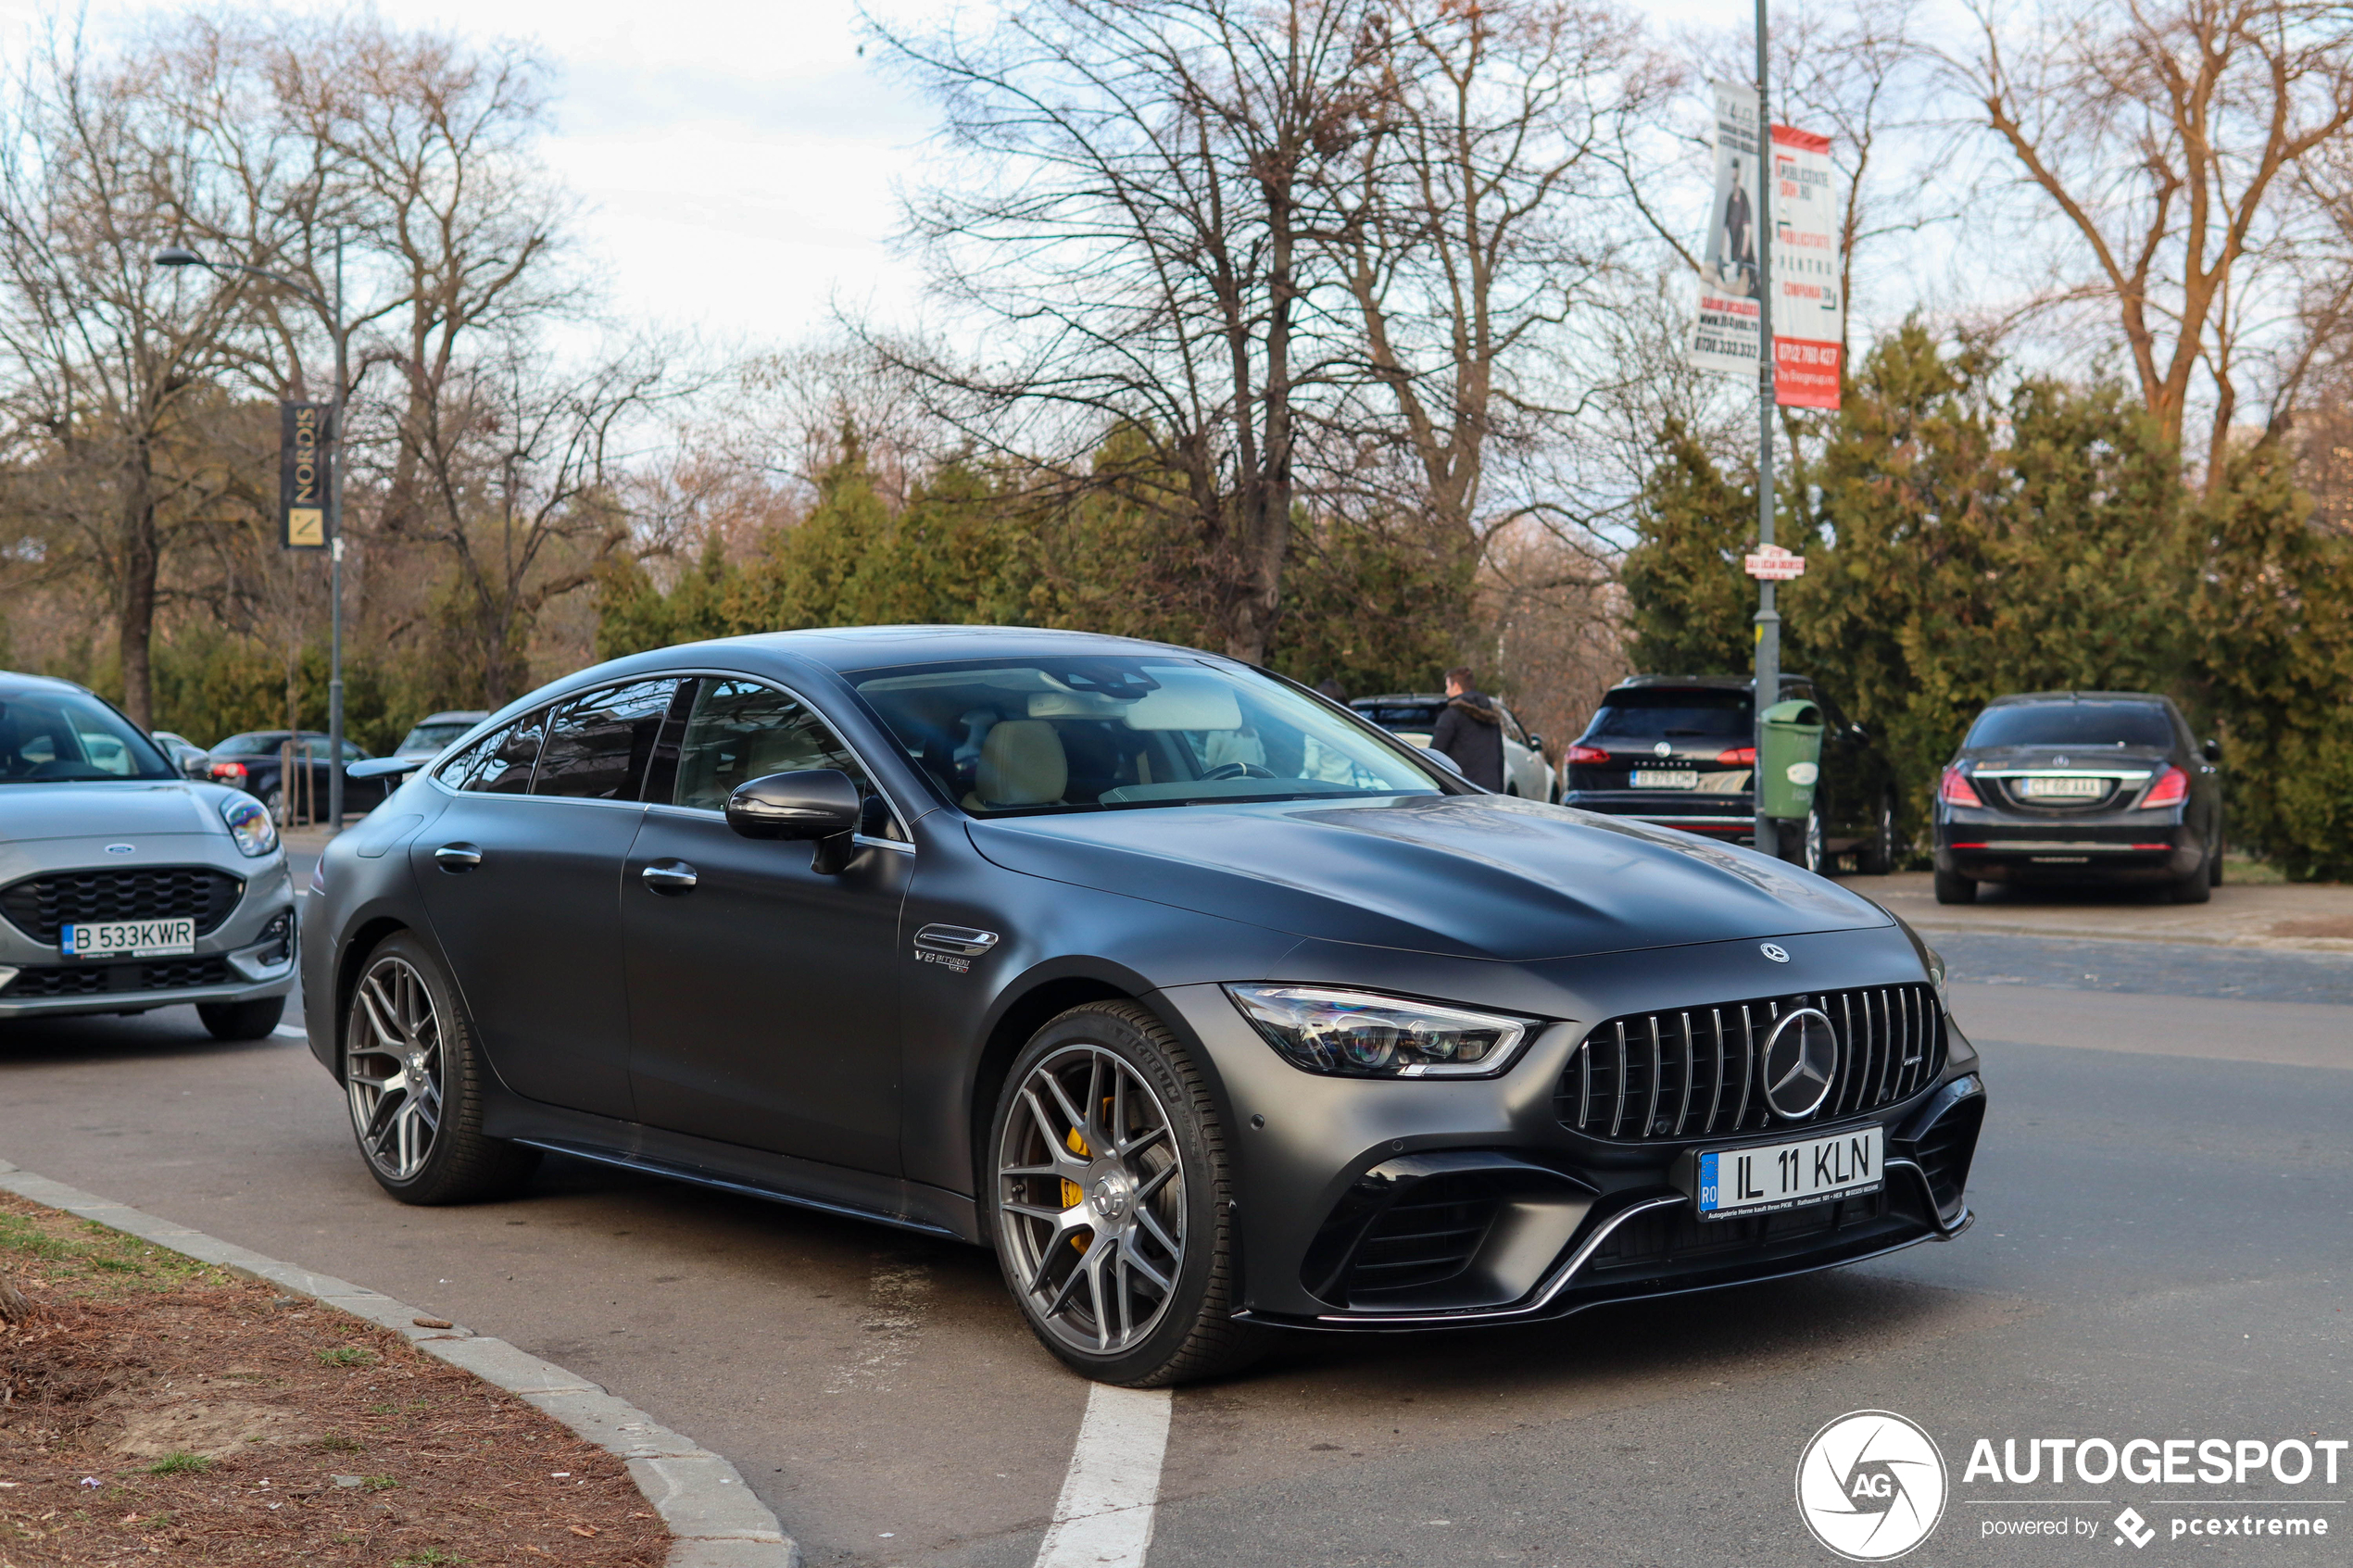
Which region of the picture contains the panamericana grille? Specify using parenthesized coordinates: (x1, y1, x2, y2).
(0, 867, 243, 945)
(3, 957, 233, 997)
(1554, 984, 1943, 1142)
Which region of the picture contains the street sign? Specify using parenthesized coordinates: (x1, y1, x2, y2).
(1744, 543, 1806, 581)
(279, 401, 333, 551)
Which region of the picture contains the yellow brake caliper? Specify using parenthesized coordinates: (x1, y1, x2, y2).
(1062, 1126, 1091, 1251)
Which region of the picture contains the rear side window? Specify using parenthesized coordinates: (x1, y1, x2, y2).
(1357, 704, 1442, 731)
(1965, 702, 2174, 750)
(535, 680, 680, 799)
(437, 710, 547, 794)
(1589, 689, 1751, 740)
(669, 679, 898, 834)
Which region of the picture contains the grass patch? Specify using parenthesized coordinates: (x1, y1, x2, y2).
(316, 1344, 377, 1368)
(0, 1198, 233, 1299)
(2222, 854, 2288, 884)
(363, 1474, 398, 1492)
(318, 1433, 364, 1453)
(144, 1451, 211, 1475)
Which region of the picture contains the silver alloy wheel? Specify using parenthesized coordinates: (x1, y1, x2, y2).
(996, 1044, 1187, 1357)
(346, 954, 446, 1182)
(1805, 809, 1827, 873)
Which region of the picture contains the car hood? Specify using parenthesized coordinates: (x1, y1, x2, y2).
(966, 794, 1890, 961)
(0, 782, 233, 845)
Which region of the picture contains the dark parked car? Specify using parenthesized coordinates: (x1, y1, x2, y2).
(306, 628, 1984, 1386)
(1558, 675, 1899, 874)
(1932, 691, 2222, 905)
(207, 730, 389, 822)
(1349, 694, 1556, 800)
(391, 710, 488, 762)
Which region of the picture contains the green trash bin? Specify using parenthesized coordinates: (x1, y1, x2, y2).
(1757, 698, 1824, 820)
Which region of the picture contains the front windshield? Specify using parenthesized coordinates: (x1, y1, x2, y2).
(0, 690, 176, 783)
(850, 656, 1446, 814)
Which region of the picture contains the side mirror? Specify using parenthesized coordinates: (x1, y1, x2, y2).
(1423, 747, 1466, 778)
(726, 769, 862, 842)
(2201, 737, 2221, 763)
(1850, 723, 1871, 744)
(1525, 733, 1545, 752)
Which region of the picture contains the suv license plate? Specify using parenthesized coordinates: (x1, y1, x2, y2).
(1631, 769, 1698, 789)
(1689, 1125, 1883, 1219)
(61, 918, 195, 959)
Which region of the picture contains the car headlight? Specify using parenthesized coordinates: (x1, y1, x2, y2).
(1224, 985, 1531, 1078)
(220, 794, 278, 858)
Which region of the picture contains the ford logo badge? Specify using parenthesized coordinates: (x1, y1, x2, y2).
(105, 843, 135, 855)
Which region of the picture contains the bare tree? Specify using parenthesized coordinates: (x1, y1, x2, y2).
(873, 0, 1389, 662)
(1320, 0, 1673, 565)
(0, 21, 276, 722)
(1950, 0, 2353, 486)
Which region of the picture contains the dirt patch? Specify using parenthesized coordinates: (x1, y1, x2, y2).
(2266, 917, 2353, 940)
(0, 1193, 666, 1566)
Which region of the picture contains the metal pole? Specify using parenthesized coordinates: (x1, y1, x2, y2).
(1752, 0, 1780, 861)
(327, 229, 347, 830)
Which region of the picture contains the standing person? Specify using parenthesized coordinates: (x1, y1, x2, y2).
(1428, 666, 1504, 791)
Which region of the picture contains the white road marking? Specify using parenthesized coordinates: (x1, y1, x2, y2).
(823, 1253, 932, 1395)
(1034, 1383, 1172, 1568)
(271, 1024, 308, 1040)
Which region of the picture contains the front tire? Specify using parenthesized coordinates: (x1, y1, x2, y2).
(197, 996, 284, 1041)
(988, 1001, 1266, 1386)
(343, 933, 538, 1204)
(1933, 867, 1978, 905)
(1856, 796, 1897, 875)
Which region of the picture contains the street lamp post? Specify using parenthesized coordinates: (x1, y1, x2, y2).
(155, 239, 351, 829)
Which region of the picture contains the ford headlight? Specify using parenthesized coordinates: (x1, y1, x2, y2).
(220, 794, 278, 858)
(1224, 985, 1531, 1078)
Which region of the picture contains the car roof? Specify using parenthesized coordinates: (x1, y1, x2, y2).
(621, 625, 1218, 677)
(0, 669, 94, 698)
(1606, 673, 1815, 693)
(412, 710, 488, 725)
(1353, 694, 1447, 705)
(1980, 690, 2173, 708)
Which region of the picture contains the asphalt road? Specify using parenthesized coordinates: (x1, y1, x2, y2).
(3, 882, 2349, 1566)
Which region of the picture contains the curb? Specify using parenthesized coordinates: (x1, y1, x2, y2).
(0, 1158, 797, 1568)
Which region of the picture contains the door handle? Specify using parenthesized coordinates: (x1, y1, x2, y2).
(639, 859, 698, 895)
(434, 843, 483, 872)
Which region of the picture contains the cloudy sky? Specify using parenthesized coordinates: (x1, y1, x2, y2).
(1, 0, 1768, 346)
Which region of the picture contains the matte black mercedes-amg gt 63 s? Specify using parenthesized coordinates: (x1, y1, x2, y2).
(306, 628, 1986, 1385)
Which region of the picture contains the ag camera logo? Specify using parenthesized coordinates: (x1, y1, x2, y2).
(1796, 1410, 1948, 1561)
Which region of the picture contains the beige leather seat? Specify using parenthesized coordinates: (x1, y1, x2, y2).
(966, 720, 1067, 809)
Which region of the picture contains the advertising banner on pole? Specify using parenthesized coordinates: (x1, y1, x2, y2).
(1689, 84, 1844, 409)
(279, 401, 332, 551)
(1691, 81, 1763, 381)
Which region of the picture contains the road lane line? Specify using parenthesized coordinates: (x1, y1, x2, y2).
(271, 1024, 308, 1039)
(1034, 1383, 1172, 1568)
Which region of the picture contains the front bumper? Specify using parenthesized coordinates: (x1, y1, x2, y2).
(1151, 926, 1986, 1330)
(0, 854, 297, 1021)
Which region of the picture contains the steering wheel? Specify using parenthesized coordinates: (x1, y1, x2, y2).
(1200, 762, 1276, 781)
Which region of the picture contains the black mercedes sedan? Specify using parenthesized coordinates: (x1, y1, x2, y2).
(1558, 675, 1899, 874)
(304, 628, 1985, 1385)
(1933, 690, 2222, 905)
(208, 730, 391, 822)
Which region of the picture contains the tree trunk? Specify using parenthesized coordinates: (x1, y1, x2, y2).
(117, 482, 159, 727)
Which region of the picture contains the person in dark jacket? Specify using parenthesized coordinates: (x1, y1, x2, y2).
(1428, 666, 1504, 791)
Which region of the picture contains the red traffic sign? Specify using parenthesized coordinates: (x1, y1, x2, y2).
(1744, 543, 1806, 581)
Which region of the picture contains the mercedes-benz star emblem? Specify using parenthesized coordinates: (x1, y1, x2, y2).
(1759, 942, 1790, 963)
(1653, 740, 1673, 759)
(1762, 1007, 1839, 1120)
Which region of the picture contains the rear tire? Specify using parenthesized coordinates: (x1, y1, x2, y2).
(2171, 859, 2215, 904)
(987, 1000, 1269, 1386)
(1933, 867, 1978, 905)
(1856, 796, 1898, 875)
(343, 932, 539, 1204)
(197, 996, 284, 1041)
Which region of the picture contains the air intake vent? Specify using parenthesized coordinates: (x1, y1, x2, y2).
(1554, 985, 1942, 1142)
(1340, 1174, 1501, 1298)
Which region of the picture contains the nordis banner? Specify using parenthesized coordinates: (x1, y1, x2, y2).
(1796, 1410, 2345, 1561)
